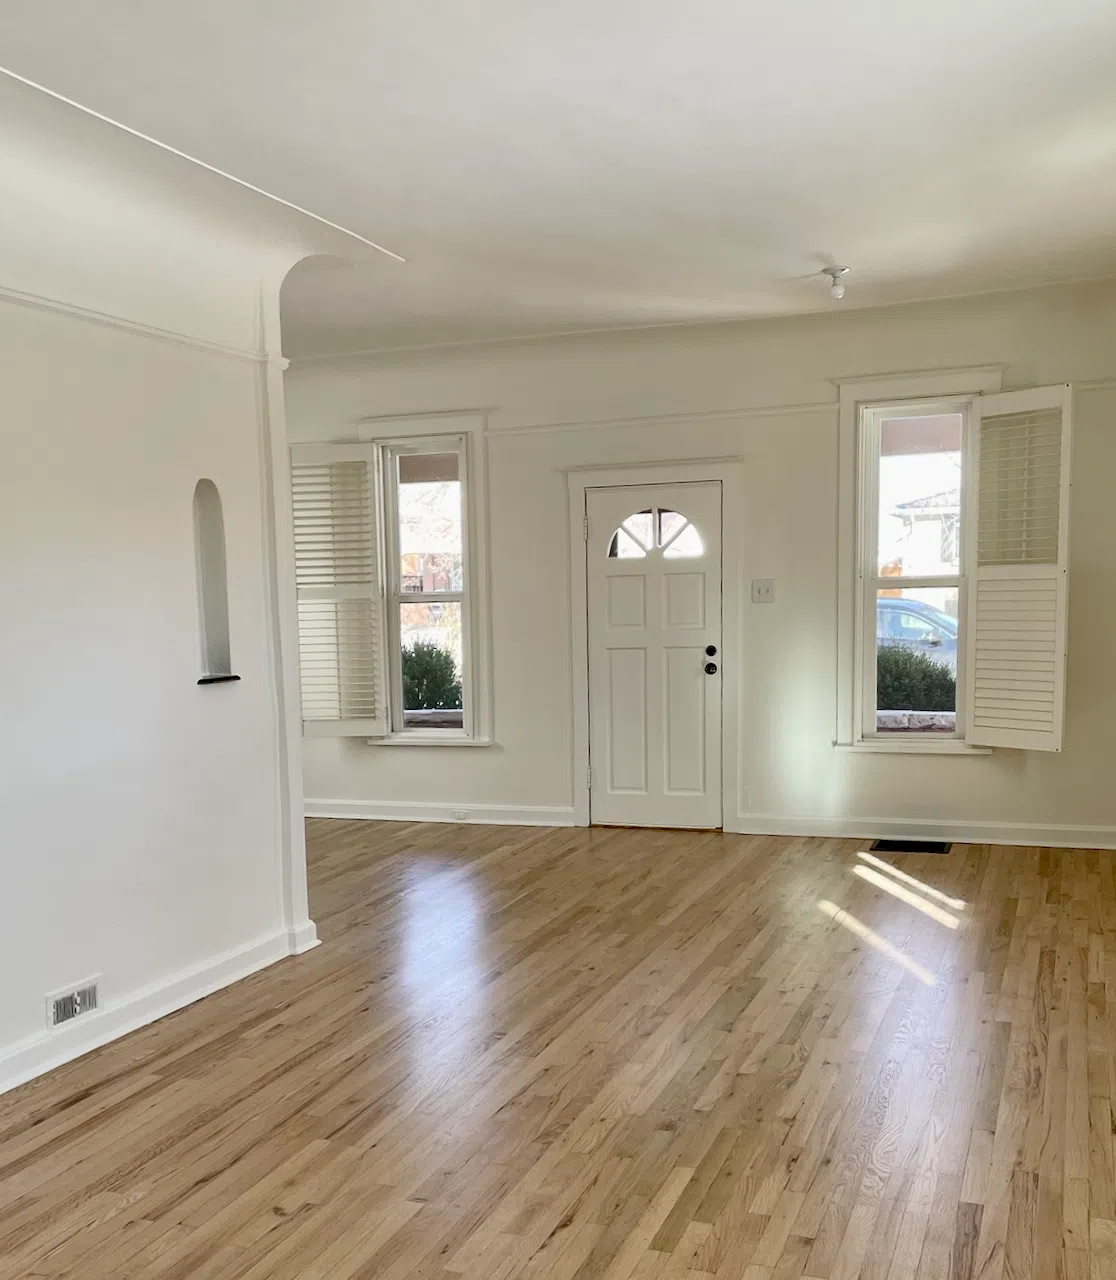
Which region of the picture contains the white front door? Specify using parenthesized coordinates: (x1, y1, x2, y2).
(586, 482, 722, 828)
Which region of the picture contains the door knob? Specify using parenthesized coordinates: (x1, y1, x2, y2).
(705, 644, 717, 656)
(704, 662, 718, 675)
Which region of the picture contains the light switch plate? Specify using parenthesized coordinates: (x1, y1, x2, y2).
(751, 578, 776, 604)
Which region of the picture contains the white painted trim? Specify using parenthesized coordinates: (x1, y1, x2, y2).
(357, 411, 491, 438)
(259, 290, 318, 950)
(283, 272, 1116, 367)
(305, 800, 576, 826)
(568, 483, 592, 827)
(835, 367, 1003, 745)
(835, 740, 992, 755)
(854, 398, 970, 743)
(0, 928, 301, 1096)
(831, 365, 1006, 393)
(302, 801, 1116, 851)
(486, 400, 837, 438)
(288, 920, 321, 953)
(354, 413, 494, 744)
(364, 733, 495, 747)
(0, 279, 278, 363)
(728, 814, 1116, 851)
(567, 459, 747, 830)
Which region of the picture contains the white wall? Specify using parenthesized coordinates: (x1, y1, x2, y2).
(0, 92, 328, 1092)
(287, 278, 1116, 845)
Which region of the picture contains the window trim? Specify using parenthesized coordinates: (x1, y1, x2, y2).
(856, 398, 970, 745)
(835, 368, 1002, 752)
(381, 433, 473, 739)
(359, 413, 493, 747)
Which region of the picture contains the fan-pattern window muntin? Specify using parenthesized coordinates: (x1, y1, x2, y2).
(607, 507, 704, 560)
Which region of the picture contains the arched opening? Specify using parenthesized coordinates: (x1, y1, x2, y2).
(192, 478, 235, 683)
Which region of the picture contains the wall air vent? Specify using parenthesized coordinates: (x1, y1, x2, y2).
(47, 980, 100, 1028)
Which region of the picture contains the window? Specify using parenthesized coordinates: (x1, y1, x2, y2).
(861, 405, 965, 738)
(386, 441, 467, 732)
(290, 431, 486, 742)
(606, 506, 704, 560)
(847, 383, 1073, 751)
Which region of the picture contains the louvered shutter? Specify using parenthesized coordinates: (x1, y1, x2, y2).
(290, 443, 388, 737)
(964, 386, 1072, 750)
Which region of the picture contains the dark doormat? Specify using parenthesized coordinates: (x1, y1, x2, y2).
(869, 838, 952, 854)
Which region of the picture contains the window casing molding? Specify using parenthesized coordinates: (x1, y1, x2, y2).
(855, 398, 971, 744)
(381, 433, 477, 741)
(292, 413, 492, 747)
(836, 368, 1002, 752)
(376, 418, 491, 745)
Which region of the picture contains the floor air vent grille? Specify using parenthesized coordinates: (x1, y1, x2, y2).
(869, 839, 951, 855)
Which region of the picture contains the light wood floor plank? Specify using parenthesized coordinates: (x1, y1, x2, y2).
(1, 823, 1115, 1278)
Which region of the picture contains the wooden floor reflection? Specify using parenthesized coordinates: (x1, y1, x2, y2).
(1, 821, 1110, 1279)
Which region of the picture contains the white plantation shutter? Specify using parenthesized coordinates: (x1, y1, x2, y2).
(290, 443, 388, 736)
(965, 386, 1072, 750)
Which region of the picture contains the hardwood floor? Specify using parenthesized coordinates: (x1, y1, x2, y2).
(0, 822, 1112, 1278)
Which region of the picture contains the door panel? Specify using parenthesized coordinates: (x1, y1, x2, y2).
(607, 576, 646, 628)
(663, 647, 706, 794)
(664, 573, 705, 628)
(606, 649, 648, 793)
(586, 482, 722, 828)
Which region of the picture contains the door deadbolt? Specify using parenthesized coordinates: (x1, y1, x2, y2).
(705, 644, 717, 656)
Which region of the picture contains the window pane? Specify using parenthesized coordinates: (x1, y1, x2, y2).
(662, 521, 703, 559)
(400, 601, 463, 729)
(398, 451, 463, 592)
(608, 527, 647, 559)
(876, 586, 958, 733)
(622, 509, 654, 550)
(878, 414, 963, 576)
(658, 509, 688, 545)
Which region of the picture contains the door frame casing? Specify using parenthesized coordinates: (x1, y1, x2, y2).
(567, 460, 747, 828)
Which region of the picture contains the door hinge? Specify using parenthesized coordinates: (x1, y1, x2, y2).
(583, 516, 589, 541)
(587, 765, 592, 789)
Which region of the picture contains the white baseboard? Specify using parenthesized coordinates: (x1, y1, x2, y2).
(306, 800, 1116, 849)
(288, 919, 321, 953)
(305, 799, 577, 827)
(0, 926, 311, 1097)
(729, 813, 1116, 850)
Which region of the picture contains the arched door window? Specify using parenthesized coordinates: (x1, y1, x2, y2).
(607, 506, 704, 560)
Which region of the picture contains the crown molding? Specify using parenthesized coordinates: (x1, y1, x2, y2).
(486, 399, 837, 438)
(0, 279, 286, 363)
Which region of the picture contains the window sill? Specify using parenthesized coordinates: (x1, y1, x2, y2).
(365, 733, 495, 748)
(835, 739, 992, 756)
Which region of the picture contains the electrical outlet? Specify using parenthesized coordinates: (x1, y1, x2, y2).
(751, 578, 776, 604)
(452, 810, 469, 822)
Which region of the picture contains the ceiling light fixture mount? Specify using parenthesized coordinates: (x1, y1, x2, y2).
(822, 265, 850, 300)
